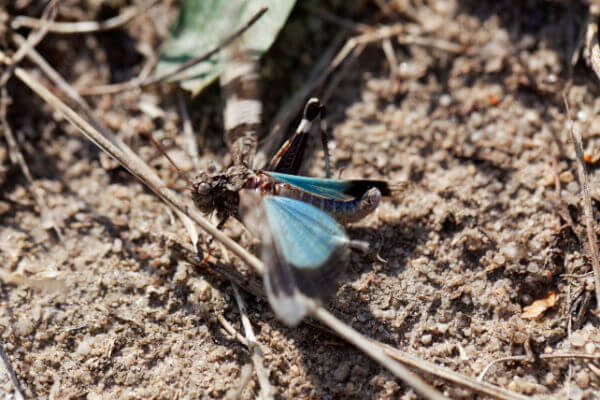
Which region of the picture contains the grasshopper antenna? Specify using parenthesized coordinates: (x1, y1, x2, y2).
(143, 133, 196, 190)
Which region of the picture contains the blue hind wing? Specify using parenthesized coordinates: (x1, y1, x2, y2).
(267, 172, 354, 200)
(263, 196, 348, 269)
(239, 193, 352, 326)
(261, 196, 351, 325)
(268, 172, 391, 200)
(240, 191, 352, 326)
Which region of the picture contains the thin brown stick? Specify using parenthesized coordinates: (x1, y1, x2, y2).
(478, 356, 530, 381)
(330, 24, 405, 69)
(585, 4, 600, 81)
(540, 353, 600, 361)
(478, 352, 600, 382)
(382, 38, 398, 80)
(0, 341, 26, 400)
(305, 5, 370, 32)
(177, 90, 199, 163)
(232, 285, 274, 400)
(217, 314, 250, 346)
(564, 95, 600, 313)
(226, 363, 253, 400)
(383, 346, 530, 400)
(397, 35, 463, 53)
(11, 1, 158, 33)
(322, 43, 365, 104)
(78, 6, 268, 96)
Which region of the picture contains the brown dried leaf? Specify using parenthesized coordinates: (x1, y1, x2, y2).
(521, 291, 559, 319)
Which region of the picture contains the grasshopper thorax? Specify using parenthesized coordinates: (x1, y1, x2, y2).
(192, 165, 252, 221)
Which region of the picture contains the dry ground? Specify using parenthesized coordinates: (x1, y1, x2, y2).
(1, 0, 600, 398)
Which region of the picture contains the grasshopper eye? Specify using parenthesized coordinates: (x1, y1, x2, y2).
(195, 182, 211, 195)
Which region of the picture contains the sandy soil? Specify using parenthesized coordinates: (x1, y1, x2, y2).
(1, 0, 600, 398)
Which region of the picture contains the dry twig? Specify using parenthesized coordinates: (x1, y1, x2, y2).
(322, 42, 365, 104)
(478, 352, 600, 382)
(383, 346, 529, 400)
(177, 90, 199, 163)
(564, 95, 600, 313)
(232, 285, 274, 400)
(226, 363, 253, 400)
(0, 341, 26, 400)
(11, 0, 158, 33)
(585, 4, 600, 81)
(478, 355, 530, 382)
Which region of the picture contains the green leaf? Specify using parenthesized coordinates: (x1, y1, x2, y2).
(156, 0, 297, 95)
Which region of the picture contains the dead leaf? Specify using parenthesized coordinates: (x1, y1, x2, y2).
(521, 291, 559, 319)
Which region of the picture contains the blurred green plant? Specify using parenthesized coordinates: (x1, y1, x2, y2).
(156, 0, 296, 95)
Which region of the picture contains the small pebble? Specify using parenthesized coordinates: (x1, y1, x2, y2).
(526, 263, 539, 273)
(439, 94, 451, 107)
(570, 332, 586, 347)
(566, 181, 579, 194)
(421, 334, 433, 345)
(77, 337, 92, 356)
(585, 342, 596, 354)
(333, 363, 350, 382)
(559, 171, 574, 184)
(112, 239, 123, 253)
(575, 370, 589, 388)
(493, 254, 505, 265)
(15, 317, 34, 336)
(191, 279, 212, 302)
(502, 242, 527, 261)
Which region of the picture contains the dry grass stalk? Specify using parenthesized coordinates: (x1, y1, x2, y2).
(564, 95, 600, 313)
(383, 346, 529, 400)
(585, 4, 600, 80)
(232, 285, 274, 400)
(10, 0, 158, 34)
(0, 343, 26, 400)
